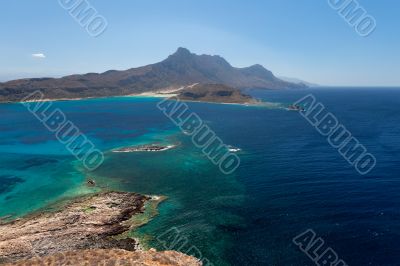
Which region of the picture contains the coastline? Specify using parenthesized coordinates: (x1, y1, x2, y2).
(126, 92, 179, 98)
(128, 91, 263, 106)
(4, 90, 262, 106)
(175, 98, 263, 106)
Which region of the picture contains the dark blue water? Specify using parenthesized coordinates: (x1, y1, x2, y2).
(0, 88, 399, 265)
(228, 88, 400, 265)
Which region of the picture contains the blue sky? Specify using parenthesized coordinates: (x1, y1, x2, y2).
(0, 0, 399, 86)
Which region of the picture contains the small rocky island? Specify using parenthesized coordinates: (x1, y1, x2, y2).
(177, 83, 259, 104)
(0, 192, 200, 265)
(113, 144, 176, 153)
(287, 104, 305, 111)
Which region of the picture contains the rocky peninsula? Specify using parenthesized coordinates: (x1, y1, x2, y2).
(177, 83, 259, 104)
(0, 192, 200, 265)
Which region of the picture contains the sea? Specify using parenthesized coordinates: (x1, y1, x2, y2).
(0, 87, 399, 265)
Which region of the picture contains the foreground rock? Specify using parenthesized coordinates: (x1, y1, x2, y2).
(5, 249, 201, 266)
(0, 191, 198, 265)
(0, 192, 145, 263)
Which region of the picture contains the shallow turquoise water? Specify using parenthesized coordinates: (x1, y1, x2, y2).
(1, 89, 400, 265)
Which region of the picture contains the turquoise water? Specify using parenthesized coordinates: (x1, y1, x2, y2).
(1, 89, 400, 265)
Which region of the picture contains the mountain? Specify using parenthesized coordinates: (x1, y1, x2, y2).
(278, 76, 319, 87)
(0, 48, 306, 102)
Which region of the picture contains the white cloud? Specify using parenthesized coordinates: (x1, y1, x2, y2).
(32, 53, 46, 59)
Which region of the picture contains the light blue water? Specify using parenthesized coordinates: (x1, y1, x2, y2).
(1, 89, 400, 265)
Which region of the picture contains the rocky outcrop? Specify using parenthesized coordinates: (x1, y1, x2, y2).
(0, 191, 197, 265)
(4, 249, 201, 266)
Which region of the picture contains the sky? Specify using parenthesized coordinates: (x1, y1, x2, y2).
(0, 0, 399, 86)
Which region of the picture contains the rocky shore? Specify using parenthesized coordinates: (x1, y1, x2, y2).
(0, 192, 200, 265)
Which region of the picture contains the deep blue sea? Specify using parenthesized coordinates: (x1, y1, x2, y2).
(0, 88, 399, 265)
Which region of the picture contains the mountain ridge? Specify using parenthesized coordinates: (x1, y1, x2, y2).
(0, 48, 306, 102)
(278, 76, 319, 87)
